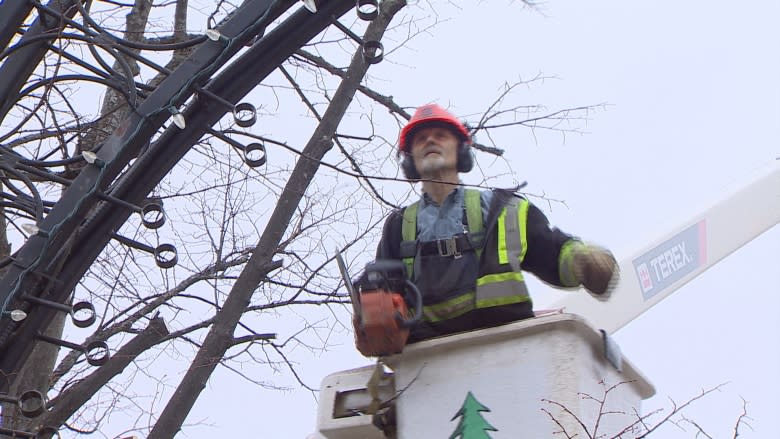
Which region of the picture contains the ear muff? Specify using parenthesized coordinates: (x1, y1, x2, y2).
(456, 143, 474, 173)
(401, 153, 420, 180)
(400, 142, 473, 180)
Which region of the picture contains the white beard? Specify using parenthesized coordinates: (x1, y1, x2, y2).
(417, 154, 448, 176)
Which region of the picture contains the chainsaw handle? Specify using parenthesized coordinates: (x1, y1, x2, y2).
(397, 279, 423, 328)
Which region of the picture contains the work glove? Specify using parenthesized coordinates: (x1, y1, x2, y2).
(560, 241, 619, 300)
(572, 244, 619, 300)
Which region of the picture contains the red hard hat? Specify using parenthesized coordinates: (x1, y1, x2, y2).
(398, 104, 471, 152)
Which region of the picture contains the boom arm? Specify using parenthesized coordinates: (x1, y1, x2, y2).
(552, 159, 780, 334)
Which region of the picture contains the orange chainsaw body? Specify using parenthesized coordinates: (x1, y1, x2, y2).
(354, 289, 410, 357)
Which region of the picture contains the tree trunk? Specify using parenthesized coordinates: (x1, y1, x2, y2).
(77, 0, 154, 155)
(0, 313, 65, 431)
(0, 179, 65, 432)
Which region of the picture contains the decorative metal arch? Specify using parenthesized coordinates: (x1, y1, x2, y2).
(0, 0, 364, 406)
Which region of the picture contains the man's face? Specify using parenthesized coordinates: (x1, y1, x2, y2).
(409, 124, 460, 177)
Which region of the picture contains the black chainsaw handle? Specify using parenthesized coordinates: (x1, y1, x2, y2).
(397, 279, 423, 328)
(359, 259, 422, 328)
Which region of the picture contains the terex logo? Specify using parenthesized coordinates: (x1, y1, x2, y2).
(648, 242, 692, 281)
(636, 263, 653, 292)
(633, 220, 707, 300)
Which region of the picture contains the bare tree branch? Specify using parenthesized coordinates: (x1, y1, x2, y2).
(39, 316, 170, 433)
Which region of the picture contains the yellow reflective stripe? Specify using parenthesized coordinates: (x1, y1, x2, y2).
(476, 295, 530, 308)
(477, 271, 524, 286)
(464, 189, 483, 234)
(402, 202, 417, 242)
(402, 202, 418, 278)
(497, 208, 508, 264)
(504, 201, 522, 272)
(422, 291, 475, 323)
(465, 189, 484, 262)
(518, 199, 529, 263)
(477, 276, 529, 303)
(476, 272, 530, 307)
(403, 258, 414, 280)
(423, 273, 531, 321)
(558, 239, 585, 287)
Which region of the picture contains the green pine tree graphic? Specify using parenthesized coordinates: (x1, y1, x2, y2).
(449, 391, 498, 439)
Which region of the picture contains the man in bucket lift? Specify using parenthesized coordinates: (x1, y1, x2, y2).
(360, 103, 618, 349)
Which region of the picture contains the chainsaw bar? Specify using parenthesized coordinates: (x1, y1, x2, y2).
(335, 251, 361, 320)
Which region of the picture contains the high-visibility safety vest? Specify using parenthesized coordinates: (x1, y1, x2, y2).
(398, 189, 531, 323)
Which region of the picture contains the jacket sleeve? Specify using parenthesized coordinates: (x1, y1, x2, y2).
(520, 202, 580, 287)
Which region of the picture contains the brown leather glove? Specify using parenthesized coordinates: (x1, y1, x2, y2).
(573, 245, 619, 300)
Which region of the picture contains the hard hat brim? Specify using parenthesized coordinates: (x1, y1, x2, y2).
(399, 118, 470, 152)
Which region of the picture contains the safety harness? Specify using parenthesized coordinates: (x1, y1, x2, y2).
(397, 189, 532, 323)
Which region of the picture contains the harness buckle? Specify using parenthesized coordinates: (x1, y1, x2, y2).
(437, 237, 462, 259)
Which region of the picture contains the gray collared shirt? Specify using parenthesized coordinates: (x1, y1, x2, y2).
(416, 187, 493, 242)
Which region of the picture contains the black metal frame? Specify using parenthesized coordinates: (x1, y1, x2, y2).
(0, 0, 356, 395)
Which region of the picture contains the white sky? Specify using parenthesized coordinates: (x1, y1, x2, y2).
(180, 1, 778, 437)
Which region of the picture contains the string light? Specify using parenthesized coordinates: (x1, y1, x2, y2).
(82, 150, 106, 168)
(3, 310, 27, 322)
(22, 223, 39, 235)
(169, 107, 186, 129)
(82, 151, 98, 163)
(0, 0, 281, 318)
(205, 29, 222, 41)
(302, 0, 318, 13)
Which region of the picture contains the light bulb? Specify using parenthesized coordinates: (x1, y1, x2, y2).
(172, 113, 186, 129)
(302, 0, 317, 13)
(9, 309, 27, 322)
(22, 223, 39, 234)
(205, 29, 221, 41)
(83, 151, 98, 164)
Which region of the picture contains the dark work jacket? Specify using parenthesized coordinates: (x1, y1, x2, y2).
(376, 188, 576, 343)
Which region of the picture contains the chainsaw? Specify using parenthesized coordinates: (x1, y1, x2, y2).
(336, 253, 422, 357)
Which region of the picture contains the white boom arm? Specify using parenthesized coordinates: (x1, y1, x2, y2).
(552, 158, 780, 334)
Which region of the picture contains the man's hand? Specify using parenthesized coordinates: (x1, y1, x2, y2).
(573, 245, 619, 300)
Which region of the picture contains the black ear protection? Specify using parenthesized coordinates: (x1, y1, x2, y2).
(401, 142, 474, 180)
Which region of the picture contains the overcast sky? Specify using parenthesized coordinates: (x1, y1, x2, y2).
(181, 1, 779, 437)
